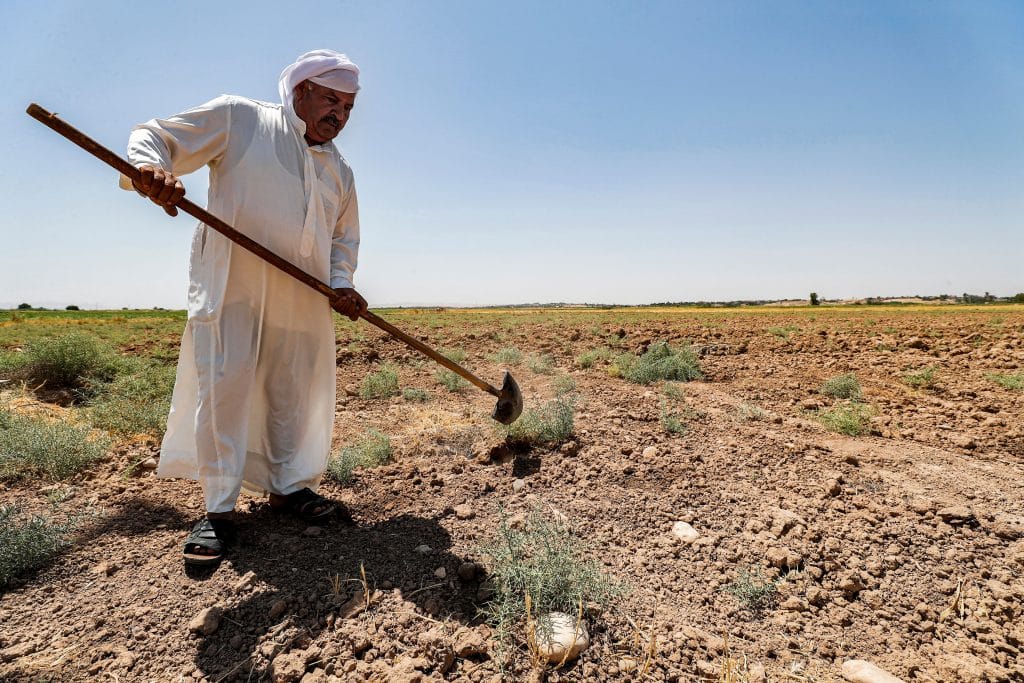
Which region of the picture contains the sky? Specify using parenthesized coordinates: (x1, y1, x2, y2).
(1, 1, 1022, 308)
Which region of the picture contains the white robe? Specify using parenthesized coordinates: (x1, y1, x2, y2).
(123, 95, 359, 512)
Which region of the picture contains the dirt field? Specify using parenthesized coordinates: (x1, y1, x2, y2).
(1, 305, 1023, 682)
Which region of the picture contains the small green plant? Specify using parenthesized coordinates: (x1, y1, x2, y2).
(660, 408, 687, 435)
(501, 395, 575, 447)
(551, 375, 577, 396)
(326, 429, 393, 485)
(436, 369, 469, 393)
(903, 366, 937, 390)
(768, 325, 800, 338)
(526, 353, 556, 375)
(816, 402, 873, 436)
(0, 408, 109, 481)
(576, 347, 612, 369)
(662, 382, 684, 401)
(491, 347, 523, 366)
(0, 505, 75, 590)
(736, 402, 766, 421)
(8, 333, 119, 394)
(479, 509, 623, 659)
(724, 566, 778, 613)
(821, 373, 862, 400)
(614, 341, 701, 385)
(402, 387, 430, 402)
(440, 347, 468, 363)
(88, 360, 175, 437)
(985, 372, 1024, 391)
(360, 364, 400, 399)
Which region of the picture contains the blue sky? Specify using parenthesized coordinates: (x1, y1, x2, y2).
(2, 1, 1022, 308)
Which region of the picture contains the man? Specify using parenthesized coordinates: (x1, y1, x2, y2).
(123, 49, 368, 567)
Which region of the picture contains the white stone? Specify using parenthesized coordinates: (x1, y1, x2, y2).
(529, 612, 589, 664)
(512, 478, 526, 492)
(414, 544, 433, 555)
(642, 446, 658, 458)
(433, 566, 447, 579)
(841, 659, 905, 683)
(671, 521, 700, 544)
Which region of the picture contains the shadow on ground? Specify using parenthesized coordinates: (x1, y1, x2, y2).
(192, 509, 480, 681)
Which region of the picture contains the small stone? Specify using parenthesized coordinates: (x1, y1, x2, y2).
(414, 544, 433, 555)
(528, 612, 589, 664)
(457, 561, 481, 582)
(269, 599, 289, 620)
(989, 513, 1024, 540)
(512, 478, 526, 492)
(269, 650, 308, 683)
(433, 566, 447, 579)
(453, 627, 488, 658)
(139, 457, 158, 470)
(93, 561, 118, 576)
(766, 547, 803, 570)
(642, 446, 658, 458)
(937, 506, 974, 526)
(841, 659, 905, 683)
(188, 606, 222, 635)
(671, 521, 700, 544)
(344, 384, 358, 397)
(780, 597, 807, 611)
(350, 632, 372, 654)
(838, 571, 867, 595)
(453, 504, 475, 520)
(233, 571, 256, 594)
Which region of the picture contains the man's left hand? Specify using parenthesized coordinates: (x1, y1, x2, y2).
(332, 287, 367, 320)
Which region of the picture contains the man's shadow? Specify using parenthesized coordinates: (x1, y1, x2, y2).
(192, 508, 483, 681)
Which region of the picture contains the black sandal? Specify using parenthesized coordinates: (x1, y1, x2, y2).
(270, 487, 339, 525)
(183, 517, 234, 567)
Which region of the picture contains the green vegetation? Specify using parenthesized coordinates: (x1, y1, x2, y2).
(479, 509, 623, 657)
(326, 429, 393, 485)
(576, 347, 613, 369)
(526, 353, 556, 375)
(724, 566, 778, 613)
(0, 407, 109, 481)
(436, 369, 469, 392)
(501, 395, 575, 447)
(490, 347, 523, 366)
(660, 408, 687, 435)
(816, 402, 873, 436)
(360, 364, 400, 399)
(551, 375, 577, 396)
(821, 373, 862, 400)
(662, 382, 684, 401)
(768, 325, 800, 338)
(88, 360, 175, 437)
(3, 333, 119, 395)
(0, 505, 76, 590)
(401, 387, 430, 402)
(985, 372, 1024, 391)
(613, 341, 701, 385)
(903, 366, 938, 390)
(736, 402, 767, 422)
(440, 347, 467, 363)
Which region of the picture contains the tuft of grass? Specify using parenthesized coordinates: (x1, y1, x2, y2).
(985, 372, 1024, 391)
(903, 366, 937, 390)
(88, 359, 175, 437)
(526, 353, 556, 375)
(479, 509, 623, 659)
(326, 429, 393, 485)
(768, 325, 800, 338)
(663, 382, 684, 401)
(724, 566, 778, 613)
(440, 347, 468, 363)
(0, 505, 75, 590)
(736, 402, 766, 422)
(360, 364, 400, 399)
(551, 375, 577, 396)
(576, 347, 612, 369)
(9, 333, 120, 393)
(491, 347, 523, 366)
(816, 402, 873, 436)
(402, 387, 430, 402)
(614, 341, 701, 385)
(660, 409, 687, 435)
(0, 407, 109, 481)
(436, 369, 469, 393)
(820, 373, 862, 400)
(501, 395, 575, 447)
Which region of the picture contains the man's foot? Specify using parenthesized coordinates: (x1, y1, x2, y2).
(268, 488, 341, 525)
(183, 516, 235, 567)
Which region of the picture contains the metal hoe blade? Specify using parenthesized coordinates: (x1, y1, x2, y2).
(491, 371, 523, 425)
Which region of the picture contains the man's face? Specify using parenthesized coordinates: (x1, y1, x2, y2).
(293, 81, 356, 144)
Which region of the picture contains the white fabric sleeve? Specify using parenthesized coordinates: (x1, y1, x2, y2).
(330, 182, 360, 289)
(118, 95, 233, 190)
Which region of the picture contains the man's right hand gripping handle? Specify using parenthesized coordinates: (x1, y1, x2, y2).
(133, 164, 186, 217)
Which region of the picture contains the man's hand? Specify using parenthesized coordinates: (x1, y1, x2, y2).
(132, 164, 186, 216)
(332, 287, 367, 321)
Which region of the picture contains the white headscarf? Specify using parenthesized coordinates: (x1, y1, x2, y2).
(277, 49, 360, 259)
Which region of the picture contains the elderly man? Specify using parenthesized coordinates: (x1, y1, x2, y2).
(124, 50, 367, 567)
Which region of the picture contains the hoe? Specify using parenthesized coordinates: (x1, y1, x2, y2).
(27, 103, 523, 425)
